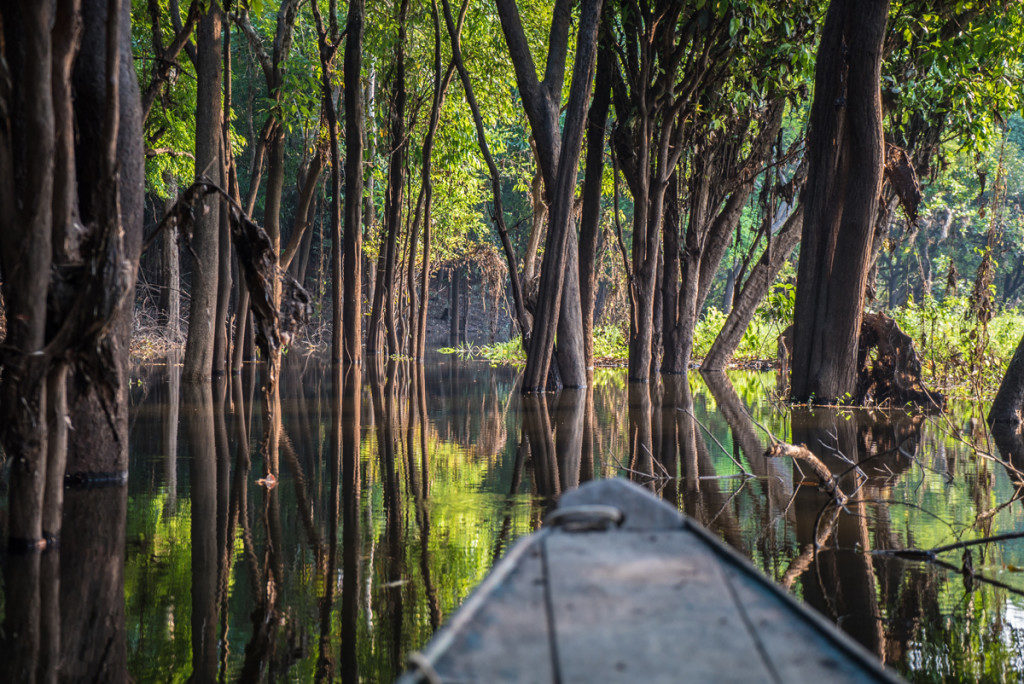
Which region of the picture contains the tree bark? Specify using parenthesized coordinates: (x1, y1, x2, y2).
(0, 0, 56, 547)
(343, 0, 366, 365)
(790, 0, 890, 403)
(578, 44, 612, 372)
(66, 0, 145, 477)
(498, 0, 604, 391)
(368, 0, 409, 358)
(182, 2, 222, 382)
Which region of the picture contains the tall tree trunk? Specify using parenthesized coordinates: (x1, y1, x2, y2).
(790, 0, 889, 403)
(379, 0, 409, 356)
(213, 16, 233, 377)
(411, 0, 465, 358)
(343, 0, 366, 365)
(576, 45, 616, 375)
(66, 0, 145, 478)
(161, 175, 182, 339)
(311, 0, 343, 363)
(0, 0, 56, 547)
(182, 2, 222, 382)
(367, 36, 406, 359)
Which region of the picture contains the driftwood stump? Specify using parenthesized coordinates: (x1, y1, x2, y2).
(777, 312, 943, 408)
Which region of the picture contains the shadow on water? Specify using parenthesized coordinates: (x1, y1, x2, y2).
(2, 356, 1023, 680)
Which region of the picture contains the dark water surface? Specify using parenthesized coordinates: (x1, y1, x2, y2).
(3, 355, 1024, 681)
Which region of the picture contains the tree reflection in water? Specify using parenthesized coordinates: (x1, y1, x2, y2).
(2, 356, 1023, 680)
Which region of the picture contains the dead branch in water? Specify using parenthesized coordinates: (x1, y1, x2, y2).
(765, 441, 848, 504)
(877, 530, 1024, 562)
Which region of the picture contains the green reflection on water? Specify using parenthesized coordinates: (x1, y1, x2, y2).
(6, 356, 1022, 681)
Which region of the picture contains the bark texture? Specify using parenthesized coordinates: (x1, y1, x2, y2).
(182, 3, 222, 382)
(790, 0, 890, 403)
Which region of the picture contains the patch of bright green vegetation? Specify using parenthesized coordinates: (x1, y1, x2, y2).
(451, 293, 1024, 398)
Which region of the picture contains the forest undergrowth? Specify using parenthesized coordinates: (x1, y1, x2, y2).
(450, 294, 1024, 401)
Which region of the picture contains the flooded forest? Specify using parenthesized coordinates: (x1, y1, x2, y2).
(2, 0, 1024, 681)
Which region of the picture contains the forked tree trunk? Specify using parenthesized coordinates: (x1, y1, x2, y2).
(497, 0, 603, 391)
(790, 0, 889, 403)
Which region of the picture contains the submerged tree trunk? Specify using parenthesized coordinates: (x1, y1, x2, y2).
(342, 0, 365, 365)
(67, 0, 145, 478)
(182, 2, 222, 382)
(0, 1, 56, 547)
(161, 175, 182, 339)
(368, 0, 409, 357)
(578, 45, 611, 373)
(790, 0, 889, 403)
(496, 0, 603, 391)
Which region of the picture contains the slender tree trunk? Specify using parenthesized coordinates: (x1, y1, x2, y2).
(213, 16, 233, 376)
(523, 147, 546, 284)
(182, 2, 222, 382)
(790, 0, 889, 402)
(581, 46, 610, 374)
(161, 175, 182, 339)
(412, 0, 467, 358)
(312, 0, 343, 363)
(343, 0, 365, 365)
(377, 0, 409, 356)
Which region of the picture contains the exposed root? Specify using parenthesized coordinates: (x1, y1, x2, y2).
(855, 312, 944, 408)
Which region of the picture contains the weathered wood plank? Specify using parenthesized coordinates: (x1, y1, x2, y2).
(404, 534, 554, 683)
(720, 563, 880, 682)
(545, 529, 777, 682)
